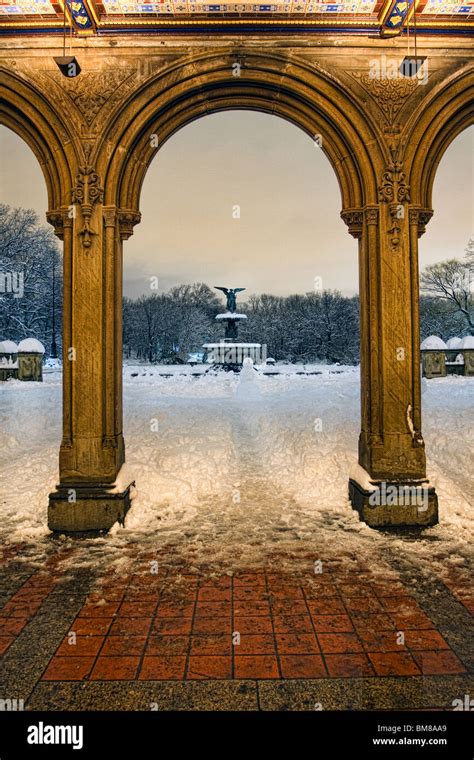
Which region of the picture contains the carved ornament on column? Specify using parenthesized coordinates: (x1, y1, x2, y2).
(378, 144, 410, 251)
(408, 207, 433, 237)
(46, 209, 73, 241)
(364, 207, 379, 226)
(72, 164, 104, 249)
(118, 210, 142, 240)
(102, 207, 117, 228)
(340, 209, 363, 239)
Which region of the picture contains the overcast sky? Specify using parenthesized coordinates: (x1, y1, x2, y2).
(1, 114, 472, 299)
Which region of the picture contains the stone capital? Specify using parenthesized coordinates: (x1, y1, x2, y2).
(408, 206, 433, 237)
(118, 209, 141, 240)
(46, 209, 74, 240)
(341, 208, 363, 239)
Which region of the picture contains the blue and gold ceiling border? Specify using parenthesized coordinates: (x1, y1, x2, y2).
(63, 0, 96, 33)
(379, 0, 416, 37)
(0, 0, 472, 34)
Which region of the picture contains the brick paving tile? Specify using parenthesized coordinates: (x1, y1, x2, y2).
(145, 634, 188, 656)
(233, 600, 271, 617)
(195, 601, 231, 618)
(7, 589, 49, 612)
(275, 633, 320, 654)
(90, 657, 140, 681)
(390, 612, 434, 630)
(77, 602, 121, 618)
(0, 618, 28, 636)
(190, 635, 232, 656)
(156, 601, 194, 618)
(273, 615, 314, 634)
(369, 652, 421, 676)
(372, 583, 410, 597)
(56, 636, 105, 657)
(153, 617, 193, 635)
(265, 574, 294, 586)
(0, 635, 15, 655)
(343, 597, 383, 613)
(306, 599, 347, 616)
(92, 583, 130, 595)
(270, 600, 307, 616)
(234, 655, 280, 679)
(317, 633, 364, 654)
(311, 614, 354, 633)
(187, 656, 232, 680)
(86, 591, 125, 603)
(233, 616, 273, 634)
(164, 589, 198, 603)
(102, 635, 147, 656)
(234, 635, 276, 655)
(413, 651, 467, 675)
(192, 617, 232, 634)
(200, 577, 231, 590)
(197, 587, 231, 602)
(404, 630, 450, 651)
(109, 618, 152, 636)
(122, 592, 160, 603)
(359, 630, 407, 653)
(325, 654, 374, 678)
(280, 655, 327, 679)
(117, 601, 158, 617)
(24, 577, 57, 589)
(267, 586, 304, 600)
(352, 614, 395, 633)
(234, 573, 266, 587)
(0, 601, 43, 619)
(234, 587, 268, 601)
(139, 656, 186, 680)
(71, 618, 113, 636)
(42, 657, 95, 681)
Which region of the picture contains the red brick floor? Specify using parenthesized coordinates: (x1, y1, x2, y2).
(5, 563, 461, 683)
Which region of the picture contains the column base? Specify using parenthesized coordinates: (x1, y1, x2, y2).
(349, 464, 438, 528)
(48, 472, 135, 534)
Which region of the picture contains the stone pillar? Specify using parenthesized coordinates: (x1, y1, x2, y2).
(463, 349, 474, 377)
(47, 185, 140, 532)
(343, 194, 438, 527)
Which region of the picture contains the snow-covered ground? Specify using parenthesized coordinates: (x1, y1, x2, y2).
(0, 366, 472, 583)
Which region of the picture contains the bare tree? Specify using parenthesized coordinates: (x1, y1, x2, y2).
(0, 204, 62, 352)
(420, 258, 473, 333)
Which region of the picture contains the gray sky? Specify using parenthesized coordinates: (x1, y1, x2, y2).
(1, 114, 472, 298)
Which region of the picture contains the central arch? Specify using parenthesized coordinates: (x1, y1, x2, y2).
(98, 51, 382, 214)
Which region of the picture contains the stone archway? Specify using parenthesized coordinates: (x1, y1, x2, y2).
(1, 39, 472, 533)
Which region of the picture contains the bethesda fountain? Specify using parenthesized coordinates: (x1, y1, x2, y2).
(203, 286, 264, 371)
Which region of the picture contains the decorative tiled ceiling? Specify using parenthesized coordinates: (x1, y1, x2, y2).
(0, 0, 58, 16)
(0, 0, 472, 32)
(98, 0, 377, 12)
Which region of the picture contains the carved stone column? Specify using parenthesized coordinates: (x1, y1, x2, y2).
(47, 172, 140, 532)
(342, 193, 438, 527)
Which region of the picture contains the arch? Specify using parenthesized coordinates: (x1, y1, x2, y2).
(96, 51, 384, 218)
(406, 66, 474, 211)
(0, 68, 77, 213)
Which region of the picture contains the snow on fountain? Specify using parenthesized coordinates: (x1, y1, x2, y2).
(203, 286, 265, 371)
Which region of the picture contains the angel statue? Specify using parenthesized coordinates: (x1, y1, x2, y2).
(214, 287, 246, 313)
